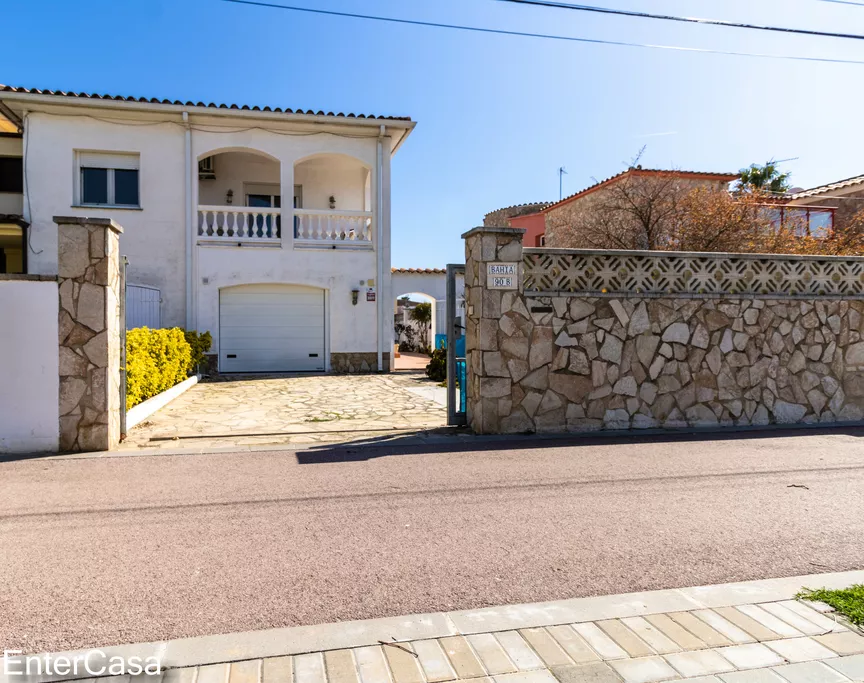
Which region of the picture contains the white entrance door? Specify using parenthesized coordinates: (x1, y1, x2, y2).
(219, 284, 325, 372)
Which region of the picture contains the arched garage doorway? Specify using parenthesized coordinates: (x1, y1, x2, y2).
(219, 284, 326, 373)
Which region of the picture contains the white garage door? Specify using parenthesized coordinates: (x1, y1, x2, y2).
(219, 284, 325, 373)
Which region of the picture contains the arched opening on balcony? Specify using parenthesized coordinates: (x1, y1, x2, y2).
(197, 148, 283, 243)
(293, 153, 373, 247)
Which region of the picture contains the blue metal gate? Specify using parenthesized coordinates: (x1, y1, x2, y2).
(446, 264, 466, 426)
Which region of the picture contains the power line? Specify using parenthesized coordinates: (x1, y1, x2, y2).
(818, 0, 864, 6)
(498, 0, 864, 41)
(219, 0, 864, 65)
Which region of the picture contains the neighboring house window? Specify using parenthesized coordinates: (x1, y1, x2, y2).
(77, 152, 140, 207)
(538, 234, 546, 247)
(0, 156, 23, 193)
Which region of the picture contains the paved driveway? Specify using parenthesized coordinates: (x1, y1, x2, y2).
(121, 373, 447, 450)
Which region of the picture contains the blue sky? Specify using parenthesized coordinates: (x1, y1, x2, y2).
(5, 0, 864, 267)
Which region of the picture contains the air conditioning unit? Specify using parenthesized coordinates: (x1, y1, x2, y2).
(198, 157, 216, 180)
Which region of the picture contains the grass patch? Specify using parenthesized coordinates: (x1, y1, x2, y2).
(797, 584, 864, 626)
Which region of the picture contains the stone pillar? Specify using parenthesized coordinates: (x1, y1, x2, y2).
(462, 226, 525, 434)
(56, 217, 124, 452)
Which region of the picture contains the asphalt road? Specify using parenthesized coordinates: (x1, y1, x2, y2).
(2, 429, 863, 654)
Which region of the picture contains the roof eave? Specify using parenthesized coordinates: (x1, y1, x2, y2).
(0, 89, 415, 130)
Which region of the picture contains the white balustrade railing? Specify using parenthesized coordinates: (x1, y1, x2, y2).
(294, 209, 373, 245)
(198, 206, 281, 242)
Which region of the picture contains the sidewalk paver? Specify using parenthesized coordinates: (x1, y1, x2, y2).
(619, 617, 681, 655)
(667, 612, 733, 648)
(813, 631, 864, 655)
(608, 656, 679, 683)
(544, 626, 601, 664)
(412, 640, 459, 682)
(665, 650, 735, 677)
(10, 571, 864, 683)
(644, 613, 706, 651)
(824, 653, 864, 680)
(769, 660, 848, 682)
(495, 632, 544, 671)
(717, 644, 785, 670)
(692, 610, 756, 645)
(765, 636, 837, 663)
(594, 620, 654, 658)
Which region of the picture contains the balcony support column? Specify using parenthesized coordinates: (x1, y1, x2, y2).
(280, 159, 294, 250)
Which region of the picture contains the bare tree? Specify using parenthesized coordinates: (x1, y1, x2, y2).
(556, 169, 691, 250)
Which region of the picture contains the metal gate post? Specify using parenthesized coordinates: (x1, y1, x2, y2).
(119, 255, 128, 441)
(446, 263, 466, 426)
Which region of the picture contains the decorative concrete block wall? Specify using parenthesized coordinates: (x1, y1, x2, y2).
(56, 217, 124, 452)
(463, 226, 864, 434)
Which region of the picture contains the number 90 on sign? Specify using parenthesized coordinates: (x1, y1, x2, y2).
(487, 262, 518, 290)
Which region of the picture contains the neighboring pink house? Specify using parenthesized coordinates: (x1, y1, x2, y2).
(483, 202, 551, 246)
(508, 211, 547, 247)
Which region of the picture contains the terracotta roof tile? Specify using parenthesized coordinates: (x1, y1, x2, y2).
(786, 174, 864, 200)
(391, 268, 446, 274)
(0, 84, 411, 121)
(484, 201, 553, 218)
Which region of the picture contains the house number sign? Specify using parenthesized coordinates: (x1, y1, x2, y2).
(487, 262, 518, 290)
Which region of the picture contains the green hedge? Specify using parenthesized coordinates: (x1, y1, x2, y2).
(126, 327, 211, 410)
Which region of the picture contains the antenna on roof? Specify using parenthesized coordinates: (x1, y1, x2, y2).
(558, 166, 568, 200)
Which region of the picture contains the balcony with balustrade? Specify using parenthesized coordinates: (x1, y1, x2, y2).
(196, 150, 375, 250)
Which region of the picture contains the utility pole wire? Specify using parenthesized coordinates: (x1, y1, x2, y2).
(219, 0, 864, 65)
(499, 0, 864, 41)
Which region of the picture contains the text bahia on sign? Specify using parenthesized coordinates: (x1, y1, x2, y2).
(487, 262, 518, 290)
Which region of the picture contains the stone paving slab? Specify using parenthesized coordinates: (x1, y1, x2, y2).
(120, 373, 447, 451)
(7, 571, 864, 683)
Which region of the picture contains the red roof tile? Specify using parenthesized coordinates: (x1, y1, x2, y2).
(0, 84, 411, 121)
(542, 168, 739, 213)
(391, 268, 446, 274)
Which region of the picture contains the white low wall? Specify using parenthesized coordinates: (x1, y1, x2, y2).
(0, 279, 59, 453)
(126, 374, 199, 430)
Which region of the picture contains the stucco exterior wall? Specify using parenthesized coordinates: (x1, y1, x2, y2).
(198, 151, 280, 206)
(0, 278, 59, 453)
(21, 109, 397, 369)
(294, 155, 369, 211)
(24, 113, 187, 326)
(509, 212, 546, 247)
(198, 246, 380, 362)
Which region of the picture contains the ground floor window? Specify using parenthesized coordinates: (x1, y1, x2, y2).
(0, 222, 26, 274)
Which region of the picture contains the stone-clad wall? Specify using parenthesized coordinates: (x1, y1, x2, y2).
(56, 217, 123, 452)
(463, 226, 864, 434)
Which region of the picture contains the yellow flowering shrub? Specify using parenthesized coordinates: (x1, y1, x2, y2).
(126, 327, 193, 410)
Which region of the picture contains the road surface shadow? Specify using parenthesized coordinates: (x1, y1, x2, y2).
(294, 424, 864, 463)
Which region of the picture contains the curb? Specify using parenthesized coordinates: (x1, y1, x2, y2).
(126, 375, 200, 430)
(6, 569, 863, 682)
(10, 424, 863, 462)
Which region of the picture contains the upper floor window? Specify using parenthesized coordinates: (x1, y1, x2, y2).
(77, 152, 140, 207)
(0, 156, 23, 193)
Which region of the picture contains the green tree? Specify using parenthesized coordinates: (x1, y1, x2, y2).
(738, 161, 791, 194)
(409, 302, 433, 354)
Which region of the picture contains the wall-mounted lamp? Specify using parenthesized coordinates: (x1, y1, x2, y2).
(351, 288, 359, 306)
(226, 189, 234, 205)
(329, 195, 336, 210)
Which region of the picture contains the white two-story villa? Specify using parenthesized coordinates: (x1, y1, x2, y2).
(0, 84, 415, 373)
